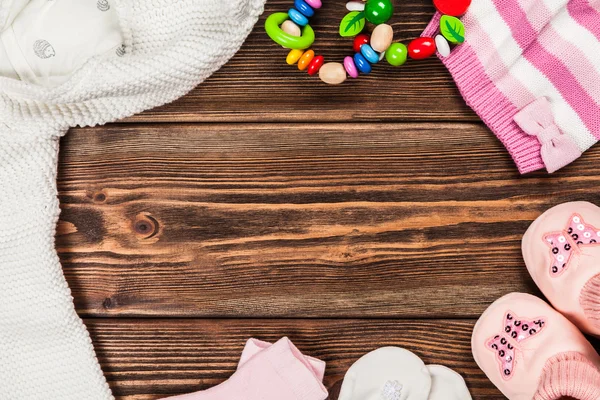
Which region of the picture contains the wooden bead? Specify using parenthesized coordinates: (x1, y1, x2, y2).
(408, 37, 436, 60)
(281, 20, 301, 37)
(435, 35, 451, 57)
(353, 34, 370, 53)
(371, 24, 393, 52)
(319, 62, 348, 84)
(307, 55, 324, 76)
(286, 49, 304, 65)
(298, 50, 315, 71)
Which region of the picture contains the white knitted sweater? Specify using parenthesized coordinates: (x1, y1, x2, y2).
(0, 0, 264, 398)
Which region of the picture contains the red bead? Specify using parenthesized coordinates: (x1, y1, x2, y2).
(433, 0, 471, 16)
(353, 34, 370, 53)
(307, 55, 324, 76)
(408, 37, 437, 60)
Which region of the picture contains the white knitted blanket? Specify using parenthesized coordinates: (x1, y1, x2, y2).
(0, 0, 264, 398)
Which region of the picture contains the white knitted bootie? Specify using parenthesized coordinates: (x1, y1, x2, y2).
(0, 1, 264, 399)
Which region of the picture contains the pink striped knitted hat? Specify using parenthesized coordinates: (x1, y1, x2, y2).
(423, 0, 600, 174)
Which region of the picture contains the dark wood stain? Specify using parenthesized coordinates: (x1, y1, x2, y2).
(55, 1, 600, 398)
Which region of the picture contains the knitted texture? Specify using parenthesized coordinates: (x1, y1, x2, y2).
(0, 0, 264, 399)
(422, 0, 600, 174)
(580, 273, 600, 332)
(534, 351, 600, 400)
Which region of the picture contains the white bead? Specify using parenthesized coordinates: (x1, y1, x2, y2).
(346, 1, 366, 11)
(435, 35, 451, 57)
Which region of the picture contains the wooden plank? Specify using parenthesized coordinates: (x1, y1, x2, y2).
(125, 0, 476, 123)
(87, 318, 510, 400)
(58, 123, 600, 318)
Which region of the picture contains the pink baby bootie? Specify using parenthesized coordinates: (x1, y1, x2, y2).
(522, 201, 600, 336)
(472, 293, 600, 400)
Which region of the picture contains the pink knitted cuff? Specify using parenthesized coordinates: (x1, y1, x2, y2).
(533, 351, 600, 400)
(422, 14, 545, 174)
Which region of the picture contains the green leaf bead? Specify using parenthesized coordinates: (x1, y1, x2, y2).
(364, 0, 394, 25)
(339, 11, 366, 37)
(440, 15, 465, 44)
(385, 42, 407, 66)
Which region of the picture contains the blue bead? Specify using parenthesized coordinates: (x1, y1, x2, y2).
(361, 44, 379, 64)
(294, 0, 315, 17)
(288, 8, 309, 26)
(354, 52, 372, 74)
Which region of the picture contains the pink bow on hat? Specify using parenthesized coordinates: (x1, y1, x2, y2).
(514, 97, 582, 173)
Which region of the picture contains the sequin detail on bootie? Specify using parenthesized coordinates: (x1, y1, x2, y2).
(544, 213, 600, 276)
(486, 311, 546, 380)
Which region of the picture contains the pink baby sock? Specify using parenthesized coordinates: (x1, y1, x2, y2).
(238, 338, 326, 382)
(165, 337, 328, 400)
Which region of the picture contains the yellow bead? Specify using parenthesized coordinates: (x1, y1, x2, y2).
(286, 49, 304, 65)
(297, 50, 315, 71)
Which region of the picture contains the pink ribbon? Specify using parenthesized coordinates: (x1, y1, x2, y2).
(514, 97, 582, 173)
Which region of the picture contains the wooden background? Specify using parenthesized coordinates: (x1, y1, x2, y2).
(57, 1, 600, 398)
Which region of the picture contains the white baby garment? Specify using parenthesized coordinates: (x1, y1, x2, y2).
(0, 0, 265, 399)
(338, 347, 432, 400)
(0, 0, 123, 86)
(426, 365, 472, 400)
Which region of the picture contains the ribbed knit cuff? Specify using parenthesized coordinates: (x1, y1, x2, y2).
(534, 352, 600, 400)
(422, 14, 545, 174)
(580, 273, 600, 332)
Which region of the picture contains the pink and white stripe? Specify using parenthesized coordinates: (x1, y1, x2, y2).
(423, 0, 600, 173)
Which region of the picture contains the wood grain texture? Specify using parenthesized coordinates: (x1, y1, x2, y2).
(57, 123, 600, 318)
(56, 2, 600, 397)
(126, 0, 476, 123)
(88, 318, 506, 400)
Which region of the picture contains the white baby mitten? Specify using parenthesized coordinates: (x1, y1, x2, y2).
(426, 365, 472, 400)
(338, 347, 432, 400)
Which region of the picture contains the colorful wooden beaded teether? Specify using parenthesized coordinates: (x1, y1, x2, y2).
(265, 0, 469, 84)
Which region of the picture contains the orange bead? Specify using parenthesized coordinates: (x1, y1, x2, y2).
(297, 50, 315, 71)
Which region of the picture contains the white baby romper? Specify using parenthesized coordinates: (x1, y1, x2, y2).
(0, 0, 264, 398)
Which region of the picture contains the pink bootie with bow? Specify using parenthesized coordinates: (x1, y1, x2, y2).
(522, 201, 600, 336)
(472, 293, 600, 400)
